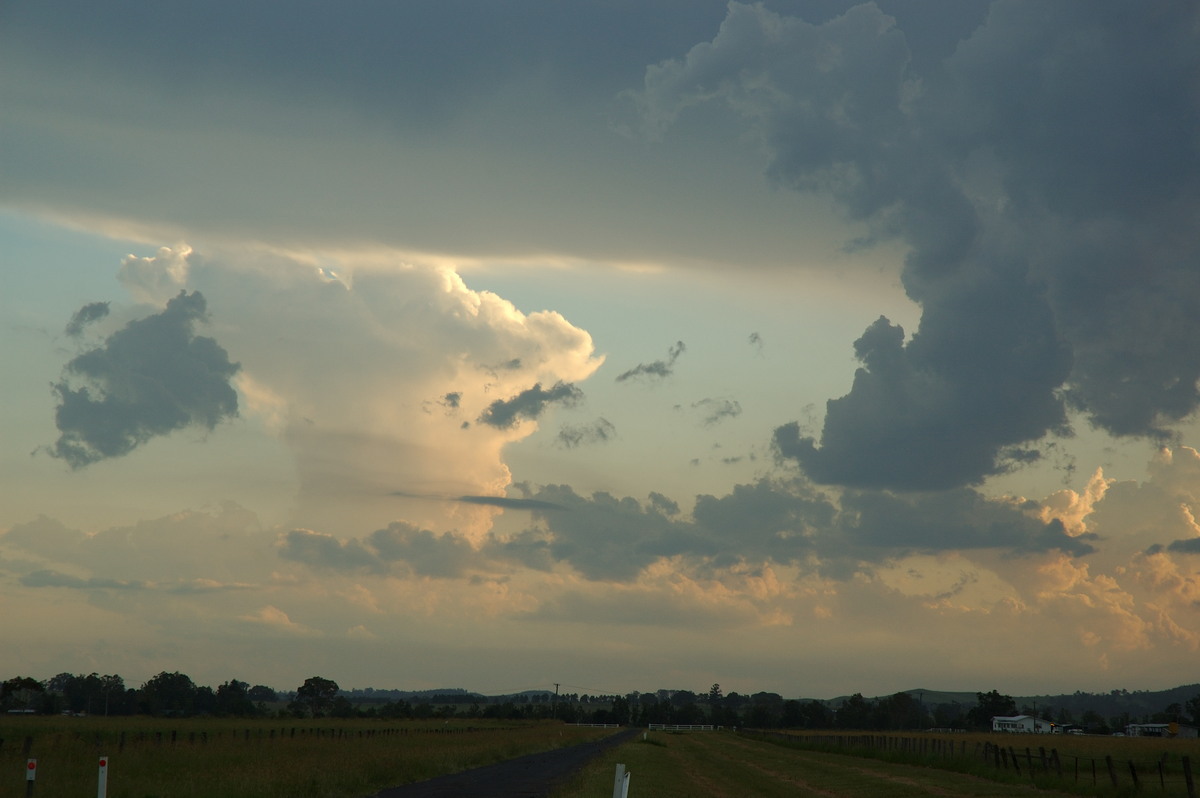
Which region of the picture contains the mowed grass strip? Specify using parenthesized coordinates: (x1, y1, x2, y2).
(0, 717, 611, 798)
(555, 730, 1080, 798)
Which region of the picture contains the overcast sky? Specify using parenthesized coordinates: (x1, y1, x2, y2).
(3, 0, 1200, 700)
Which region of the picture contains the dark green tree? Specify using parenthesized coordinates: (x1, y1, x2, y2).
(296, 676, 339, 718)
(248, 684, 278, 704)
(965, 690, 1017, 729)
(835, 693, 873, 729)
(216, 679, 256, 716)
(1, 676, 44, 711)
(140, 672, 198, 716)
(800, 700, 833, 728)
(1185, 694, 1200, 726)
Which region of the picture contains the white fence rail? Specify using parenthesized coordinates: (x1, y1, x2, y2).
(646, 724, 715, 732)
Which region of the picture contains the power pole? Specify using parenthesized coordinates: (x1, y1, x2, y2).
(553, 683, 560, 720)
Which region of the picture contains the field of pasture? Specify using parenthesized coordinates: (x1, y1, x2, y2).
(8, 718, 1200, 798)
(556, 729, 1200, 798)
(0, 715, 611, 798)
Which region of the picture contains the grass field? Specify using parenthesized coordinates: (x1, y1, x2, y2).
(8, 718, 1200, 797)
(0, 716, 611, 798)
(555, 729, 1200, 798)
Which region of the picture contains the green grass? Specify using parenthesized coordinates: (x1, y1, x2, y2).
(553, 730, 1163, 798)
(0, 716, 612, 798)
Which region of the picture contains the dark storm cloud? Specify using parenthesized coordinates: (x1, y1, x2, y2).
(495, 484, 703, 581)
(837, 488, 1096, 557)
(489, 476, 1095, 582)
(557, 417, 616, 449)
(279, 523, 480, 578)
(48, 291, 240, 468)
(1167, 538, 1200, 555)
(456, 495, 567, 511)
(0, 0, 733, 139)
(21, 569, 146, 591)
(292, 478, 1093, 584)
(278, 529, 381, 573)
(476, 382, 583, 429)
(64, 301, 109, 337)
(496, 479, 836, 581)
(367, 522, 477, 578)
(616, 341, 686, 383)
(636, 1, 1200, 490)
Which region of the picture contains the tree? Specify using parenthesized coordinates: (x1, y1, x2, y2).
(966, 690, 1017, 730)
(296, 676, 339, 718)
(780, 700, 804, 728)
(800, 700, 832, 729)
(1186, 694, 1200, 727)
(875, 692, 925, 730)
(140, 672, 198, 716)
(216, 679, 256, 716)
(1, 676, 44, 711)
(248, 684, 277, 702)
(835, 693, 873, 729)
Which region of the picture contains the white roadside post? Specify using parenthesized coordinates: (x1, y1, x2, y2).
(612, 763, 630, 798)
(26, 758, 37, 797)
(97, 756, 109, 798)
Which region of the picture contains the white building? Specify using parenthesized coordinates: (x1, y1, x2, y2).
(992, 715, 1055, 733)
(1125, 723, 1199, 739)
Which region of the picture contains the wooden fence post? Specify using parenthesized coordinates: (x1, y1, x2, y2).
(1010, 747, 1021, 776)
(1106, 755, 1118, 787)
(1182, 755, 1195, 798)
(1128, 760, 1139, 790)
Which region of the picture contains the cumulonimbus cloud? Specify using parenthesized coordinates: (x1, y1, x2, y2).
(634, 1, 1200, 490)
(110, 245, 602, 538)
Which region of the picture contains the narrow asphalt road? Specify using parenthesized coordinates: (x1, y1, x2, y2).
(370, 726, 640, 798)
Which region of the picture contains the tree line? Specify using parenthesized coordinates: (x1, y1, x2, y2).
(6, 674, 1200, 733)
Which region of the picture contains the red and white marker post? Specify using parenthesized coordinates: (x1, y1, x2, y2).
(26, 759, 37, 797)
(97, 756, 109, 798)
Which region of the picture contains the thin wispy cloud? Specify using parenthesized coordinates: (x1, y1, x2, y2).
(557, 418, 616, 449)
(616, 341, 685, 383)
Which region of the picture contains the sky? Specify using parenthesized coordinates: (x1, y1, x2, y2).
(3, 0, 1200, 701)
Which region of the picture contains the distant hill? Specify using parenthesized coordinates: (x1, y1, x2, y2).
(339, 687, 486, 703)
(1019, 684, 1200, 720)
(823, 685, 1200, 722)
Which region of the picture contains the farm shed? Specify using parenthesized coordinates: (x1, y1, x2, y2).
(992, 715, 1054, 733)
(1125, 723, 1199, 738)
